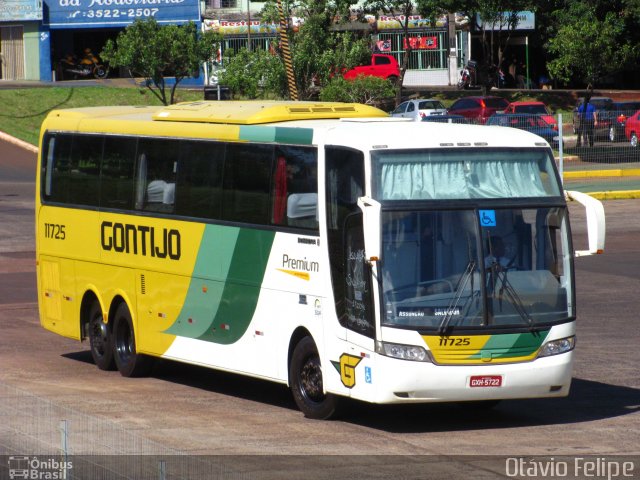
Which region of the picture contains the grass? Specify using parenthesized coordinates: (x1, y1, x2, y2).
(0, 86, 204, 146)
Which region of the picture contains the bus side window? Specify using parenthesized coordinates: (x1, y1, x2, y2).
(175, 140, 224, 220)
(223, 143, 273, 224)
(272, 146, 318, 229)
(101, 136, 137, 210)
(136, 139, 178, 213)
(62, 134, 103, 207)
(42, 133, 73, 202)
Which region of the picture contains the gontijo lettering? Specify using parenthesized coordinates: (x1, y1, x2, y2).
(100, 221, 181, 260)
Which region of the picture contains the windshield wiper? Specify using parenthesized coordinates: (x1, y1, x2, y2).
(438, 260, 476, 334)
(495, 267, 535, 330)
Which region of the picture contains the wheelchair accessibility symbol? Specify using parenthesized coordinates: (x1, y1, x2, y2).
(479, 210, 496, 227)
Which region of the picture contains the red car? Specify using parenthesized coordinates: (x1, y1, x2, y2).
(503, 101, 557, 130)
(624, 110, 640, 147)
(342, 54, 400, 83)
(447, 96, 510, 124)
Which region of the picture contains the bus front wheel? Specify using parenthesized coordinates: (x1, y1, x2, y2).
(289, 336, 339, 420)
(88, 301, 115, 371)
(112, 302, 154, 377)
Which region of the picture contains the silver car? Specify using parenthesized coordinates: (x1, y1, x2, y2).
(391, 99, 447, 121)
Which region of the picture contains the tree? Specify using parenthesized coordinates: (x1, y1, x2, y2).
(219, 48, 287, 99)
(260, 0, 372, 99)
(416, 0, 535, 91)
(546, 2, 636, 88)
(101, 19, 222, 105)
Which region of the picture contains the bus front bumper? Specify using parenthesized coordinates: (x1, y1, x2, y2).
(355, 351, 574, 405)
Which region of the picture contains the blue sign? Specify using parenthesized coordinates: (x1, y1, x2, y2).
(0, 0, 43, 21)
(44, 0, 199, 29)
(479, 210, 497, 227)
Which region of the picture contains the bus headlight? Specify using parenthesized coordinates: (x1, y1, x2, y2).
(376, 341, 432, 362)
(538, 336, 576, 358)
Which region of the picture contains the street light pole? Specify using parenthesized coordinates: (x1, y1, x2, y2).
(247, 0, 251, 51)
(448, 12, 458, 86)
(277, 0, 298, 100)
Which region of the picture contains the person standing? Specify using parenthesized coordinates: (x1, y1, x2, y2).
(576, 100, 598, 147)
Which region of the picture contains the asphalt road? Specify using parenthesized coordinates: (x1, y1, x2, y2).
(0, 138, 638, 479)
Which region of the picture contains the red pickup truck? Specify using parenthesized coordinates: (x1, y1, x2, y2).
(343, 54, 400, 83)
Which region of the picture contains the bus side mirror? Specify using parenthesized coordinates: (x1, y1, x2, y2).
(565, 190, 606, 257)
(357, 196, 382, 263)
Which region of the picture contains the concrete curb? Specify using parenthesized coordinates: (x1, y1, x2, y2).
(0, 131, 38, 154)
(564, 168, 640, 178)
(581, 190, 640, 200)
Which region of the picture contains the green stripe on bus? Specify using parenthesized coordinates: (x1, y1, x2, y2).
(467, 330, 549, 360)
(240, 125, 313, 145)
(165, 226, 239, 338)
(166, 226, 275, 344)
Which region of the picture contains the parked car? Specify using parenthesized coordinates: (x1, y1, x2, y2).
(607, 101, 640, 142)
(624, 110, 640, 147)
(421, 114, 470, 124)
(486, 113, 559, 147)
(391, 99, 447, 121)
(503, 101, 557, 130)
(342, 54, 400, 83)
(447, 96, 509, 124)
(572, 96, 615, 140)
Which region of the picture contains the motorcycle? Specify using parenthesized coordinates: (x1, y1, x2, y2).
(457, 60, 477, 89)
(60, 51, 109, 80)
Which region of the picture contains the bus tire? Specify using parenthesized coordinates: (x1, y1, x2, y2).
(88, 301, 115, 371)
(289, 336, 339, 420)
(112, 302, 154, 377)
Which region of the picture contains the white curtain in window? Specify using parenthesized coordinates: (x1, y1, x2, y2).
(380, 158, 548, 200)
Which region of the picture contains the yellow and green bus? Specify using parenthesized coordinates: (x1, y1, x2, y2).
(36, 101, 605, 419)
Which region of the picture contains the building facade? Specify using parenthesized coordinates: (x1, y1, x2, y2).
(43, 0, 202, 82)
(2, 0, 472, 87)
(0, 0, 44, 80)
(203, 2, 470, 87)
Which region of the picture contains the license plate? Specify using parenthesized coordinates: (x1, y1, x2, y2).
(469, 375, 503, 387)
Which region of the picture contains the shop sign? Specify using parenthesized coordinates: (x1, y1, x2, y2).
(0, 0, 43, 21)
(376, 13, 469, 30)
(203, 19, 279, 35)
(403, 36, 438, 50)
(476, 11, 535, 31)
(43, 0, 200, 29)
(377, 15, 443, 30)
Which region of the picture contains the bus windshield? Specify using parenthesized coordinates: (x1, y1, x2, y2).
(372, 148, 561, 200)
(379, 207, 573, 330)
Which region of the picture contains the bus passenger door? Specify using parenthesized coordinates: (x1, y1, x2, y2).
(342, 212, 376, 350)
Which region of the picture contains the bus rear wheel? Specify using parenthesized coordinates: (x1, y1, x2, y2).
(112, 302, 154, 377)
(88, 301, 115, 370)
(289, 336, 339, 420)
